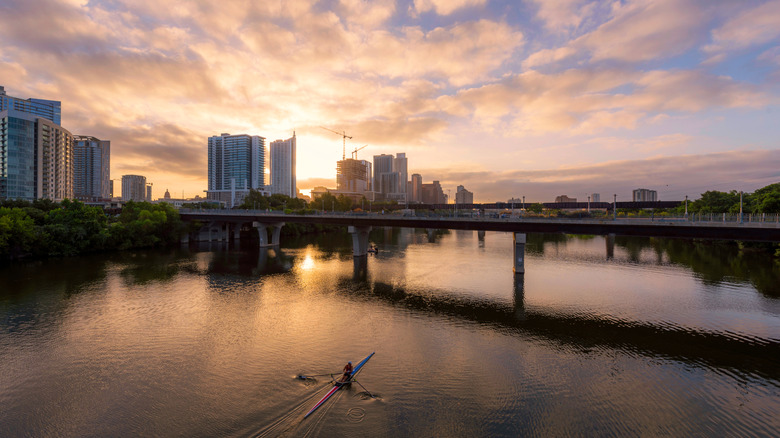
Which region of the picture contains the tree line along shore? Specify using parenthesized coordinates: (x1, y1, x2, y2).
(2, 183, 779, 261)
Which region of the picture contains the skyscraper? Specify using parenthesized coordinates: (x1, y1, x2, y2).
(207, 133, 265, 207)
(455, 185, 473, 204)
(1, 86, 72, 201)
(373, 153, 408, 202)
(633, 188, 657, 202)
(122, 174, 146, 201)
(73, 136, 110, 201)
(0, 85, 61, 125)
(410, 174, 422, 203)
(269, 133, 296, 198)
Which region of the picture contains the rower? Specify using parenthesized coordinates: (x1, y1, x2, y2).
(340, 361, 353, 382)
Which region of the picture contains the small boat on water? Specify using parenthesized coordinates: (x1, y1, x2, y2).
(304, 352, 375, 418)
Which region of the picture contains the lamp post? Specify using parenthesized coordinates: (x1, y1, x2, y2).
(684, 195, 688, 219)
(587, 195, 590, 213)
(613, 194, 617, 220)
(522, 196, 525, 210)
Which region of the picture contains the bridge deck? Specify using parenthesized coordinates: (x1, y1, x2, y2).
(180, 210, 780, 242)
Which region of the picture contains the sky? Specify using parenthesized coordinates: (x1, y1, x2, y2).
(1, 0, 779, 202)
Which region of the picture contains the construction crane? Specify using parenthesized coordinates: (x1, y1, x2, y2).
(351, 144, 368, 159)
(320, 126, 352, 160)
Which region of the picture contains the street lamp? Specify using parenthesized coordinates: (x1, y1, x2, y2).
(684, 195, 688, 219)
(587, 195, 590, 213)
(522, 196, 525, 210)
(613, 194, 617, 220)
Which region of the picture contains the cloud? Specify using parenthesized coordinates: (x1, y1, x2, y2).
(411, 0, 487, 16)
(704, 1, 780, 54)
(353, 20, 524, 86)
(522, 47, 577, 69)
(577, 0, 710, 63)
(420, 149, 780, 202)
(758, 46, 780, 66)
(529, 0, 600, 32)
(436, 67, 768, 135)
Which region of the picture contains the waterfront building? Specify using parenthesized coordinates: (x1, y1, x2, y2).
(0, 85, 61, 125)
(207, 133, 266, 207)
(421, 180, 446, 204)
(73, 136, 110, 201)
(122, 175, 146, 201)
(555, 195, 577, 202)
(372, 153, 407, 202)
(1, 108, 73, 201)
(411, 174, 422, 203)
(269, 133, 296, 198)
(455, 185, 474, 204)
(633, 188, 657, 202)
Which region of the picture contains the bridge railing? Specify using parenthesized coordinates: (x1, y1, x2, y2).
(178, 209, 780, 227)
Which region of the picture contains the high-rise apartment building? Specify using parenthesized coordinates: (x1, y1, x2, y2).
(122, 174, 146, 201)
(421, 180, 446, 204)
(633, 188, 657, 202)
(455, 185, 473, 204)
(0, 85, 61, 125)
(373, 153, 408, 202)
(394, 153, 408, 196)
(270, 133, 296, 198)
(410, 174, 422, 203)
(207, 133, 266, 207)
(555, 195, 577, 202)
(1, 86, 72, 201)
(591, 193, 600, 202)
(73, 136, 110, 201)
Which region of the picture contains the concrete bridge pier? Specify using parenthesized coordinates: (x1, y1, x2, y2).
(254, 222, 285, 247)
(478, 230, 486, 241)
(606, 233, 615, 259)
(427, 228, 436, 243)
(232, 223, 242, 241)
(349, 226, 372, 256)
(513, 233, 526, 274)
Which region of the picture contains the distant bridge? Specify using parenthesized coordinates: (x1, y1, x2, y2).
(179, 210, 779, 273)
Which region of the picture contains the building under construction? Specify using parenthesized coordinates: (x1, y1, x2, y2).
(337, 158, 372, 194)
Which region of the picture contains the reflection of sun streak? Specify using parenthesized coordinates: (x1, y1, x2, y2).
(300, 253, 315, 271)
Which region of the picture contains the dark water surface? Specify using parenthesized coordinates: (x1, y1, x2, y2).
(1, 230, 778, 437)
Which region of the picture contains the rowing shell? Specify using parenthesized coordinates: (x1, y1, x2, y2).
(304, 352, 375, 418)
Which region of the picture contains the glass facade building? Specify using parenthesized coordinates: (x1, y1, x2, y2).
(1, 109, 73, 201)
(0, 86, 61, 125)
(207, 133, 265, 207)
(269, 133, 296, 198)
(73, 136, 111, 201)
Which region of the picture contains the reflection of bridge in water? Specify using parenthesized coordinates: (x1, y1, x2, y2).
(181, 210, 780, 273)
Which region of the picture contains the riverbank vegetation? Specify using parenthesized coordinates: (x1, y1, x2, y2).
(1, 199, 185, 260)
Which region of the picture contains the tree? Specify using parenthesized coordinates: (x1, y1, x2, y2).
(238, 189, 270, 210)
(0, 207, 38, 258)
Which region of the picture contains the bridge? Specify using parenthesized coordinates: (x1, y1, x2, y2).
(179, 210, 780, 273)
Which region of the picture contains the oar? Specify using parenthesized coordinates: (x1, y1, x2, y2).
(351, 379, 375, 398)
(297, 372, 339, 380)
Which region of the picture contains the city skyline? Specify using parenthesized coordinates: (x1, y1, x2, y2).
(1, 1, 778, 202)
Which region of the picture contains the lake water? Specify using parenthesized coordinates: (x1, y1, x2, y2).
(1, 229, 778, 437)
